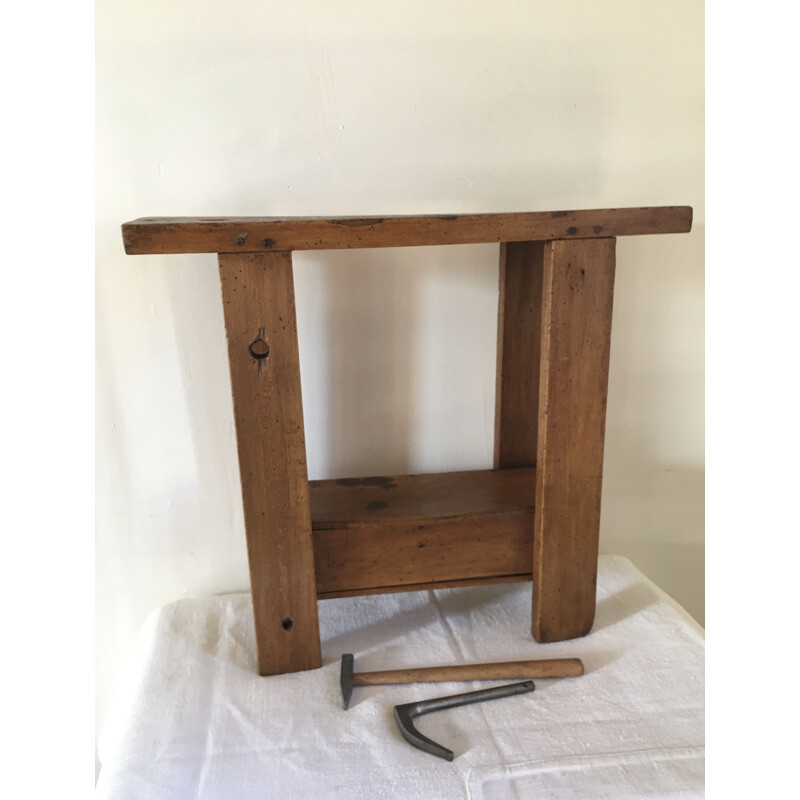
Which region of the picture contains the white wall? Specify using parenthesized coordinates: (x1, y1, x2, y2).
(96, 0, 703, 743)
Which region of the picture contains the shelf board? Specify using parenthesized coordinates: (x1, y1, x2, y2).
(309, 467, 536, 596)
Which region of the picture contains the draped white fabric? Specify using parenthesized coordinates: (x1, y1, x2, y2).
(97, 556, 704, 799)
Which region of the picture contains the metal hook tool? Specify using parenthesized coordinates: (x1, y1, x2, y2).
(393, 680, 535, 761)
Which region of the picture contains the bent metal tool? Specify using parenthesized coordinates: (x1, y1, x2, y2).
(394, 681, 536, 761)
(340, 653, 583, 709)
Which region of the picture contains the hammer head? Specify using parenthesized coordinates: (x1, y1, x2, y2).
(340, 654, 355, 709)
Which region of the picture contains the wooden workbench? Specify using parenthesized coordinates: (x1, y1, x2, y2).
(122, 206, 692, 676)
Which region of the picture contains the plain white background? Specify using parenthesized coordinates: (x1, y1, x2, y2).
(95, 0, 704, 758)
(2, 2, 798, 797)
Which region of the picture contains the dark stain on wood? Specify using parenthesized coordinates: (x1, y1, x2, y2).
(363, 476, 398, 489)
(331, 218, 385, 227)
(367, 501, 389, 511)
(335, 476, 398, 489)
(310, 468, 537, 595)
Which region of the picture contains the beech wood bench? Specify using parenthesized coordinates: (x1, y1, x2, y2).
(122, 206, 692, 676)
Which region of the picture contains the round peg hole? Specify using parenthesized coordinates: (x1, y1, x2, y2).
(281, 618, 294, 631)
(249, 338, 270, 360)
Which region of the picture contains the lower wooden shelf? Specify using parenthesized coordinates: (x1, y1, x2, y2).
(309, 467, 535, 598)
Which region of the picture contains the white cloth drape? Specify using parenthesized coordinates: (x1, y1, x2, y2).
(97, 556, 704, 799)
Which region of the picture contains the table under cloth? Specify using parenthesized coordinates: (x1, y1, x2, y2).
(96, 555, 704, 799)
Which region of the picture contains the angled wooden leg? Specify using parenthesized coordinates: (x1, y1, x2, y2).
(219, 251, 321, 675)
(532, 238, 616, 642)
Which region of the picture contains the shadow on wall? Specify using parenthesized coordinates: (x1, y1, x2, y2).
(161, 255, 250, 591)
(296, 244, 499, 481)
(600, 461, 705, 626)
(319, 247, 418, 479)
(600, 227, 705, 626)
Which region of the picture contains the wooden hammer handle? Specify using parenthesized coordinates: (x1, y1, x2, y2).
(352, 657, 584, 686)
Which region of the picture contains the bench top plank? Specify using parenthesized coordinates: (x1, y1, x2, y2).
(122, 206, 692, 254)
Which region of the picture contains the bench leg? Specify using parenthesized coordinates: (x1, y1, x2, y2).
(532, 238, 616, 641)
(494, 241, 546, 469)
(219, 251, 322, 675)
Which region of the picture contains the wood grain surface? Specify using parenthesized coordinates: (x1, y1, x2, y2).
(218, 251, 321, 675)
(532, 238, 617, 643)
(122, 207, 692, 254)
(494, 241, 546, 469)
(310, 467, 535, 527)
(352, 657, 584, 685)
(310, 468, 535, 595)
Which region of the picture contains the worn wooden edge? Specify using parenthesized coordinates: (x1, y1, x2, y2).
(121, 206, 692, 254)
(312, 509, 528, 529)
(309, 467, 536, 529)
(317, 572, 532, 599)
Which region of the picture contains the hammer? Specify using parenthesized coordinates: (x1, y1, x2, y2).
(340, 653, 583, 708)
